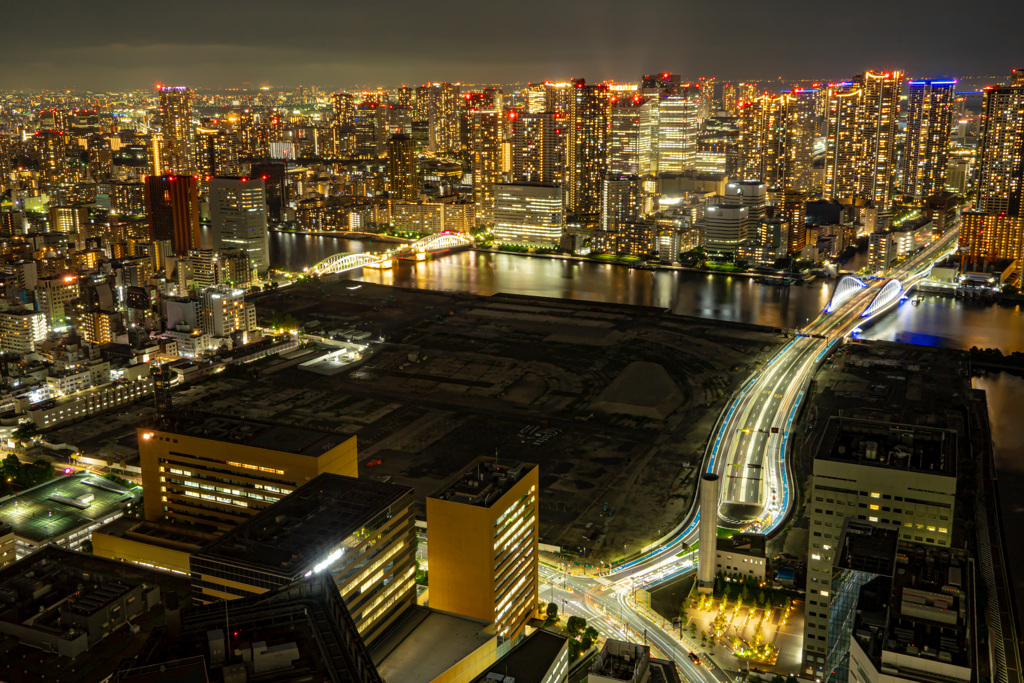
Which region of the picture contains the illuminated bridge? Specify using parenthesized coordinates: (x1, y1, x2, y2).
(825, 275, 867, 313)
(309, 232, 473, 275)
(862, 279, 903, 318)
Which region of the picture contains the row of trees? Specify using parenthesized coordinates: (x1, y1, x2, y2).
(685, 572, 792, 615)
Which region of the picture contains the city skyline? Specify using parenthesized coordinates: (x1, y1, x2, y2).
(2, 0, 1022, 90)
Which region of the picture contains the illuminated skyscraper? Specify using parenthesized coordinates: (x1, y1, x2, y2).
(975, 82, 1024, 215)
(738, 90, 816, 193)
(332, 91, 355, 128)
(903, 80, 955, 202)
(655, 85, 702, 173)
(823, 71, 902, 209)
(35, 130, 73, 192)
(600, 174, 640, 233)
(420, 82, 461, 155)
(354, 103, 388, 157)
(209, 176, 269, 274)
(145, 175, 201, 257)
(388, 133, 418, 202)
(721, 83, 737, 112)
(510, 111, 564, 184)
(158, 86, 195, 174)
(959, 75, 1024, 272)
(567, 80, 612, 215)
(471, 111, 502, 224)
(737, 82, 757, 103)
(609, 95, 644, 175)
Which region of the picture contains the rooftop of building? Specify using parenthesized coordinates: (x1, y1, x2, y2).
(372, 606, 495, 682)
(0, 546, 192, 683)
(94, 516, 215, 552)
(469, 629, 567, 683)
(115, 572, 381, 683)
(818, 416, 957, 478)
(715, 533, 767, 557)
(147, 410, 352, 457)
(835, 519, 901, 575)
(852, 542, 973, 673)
(590, 640, 651, 682)
(195, 473, 413, 578)
(0, 473, 137, 543)
(429, 457, 535, 508)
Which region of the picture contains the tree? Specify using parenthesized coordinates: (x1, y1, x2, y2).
(689, 621, 698, 638)
(567, 638, 582, 662)
(581, 633, 594, 651)
(269, 311, 300, 331)
(566, 615, 586, 638)
(786, 677, 799, 683)
(12, 422, 39, 446)
(584, 626, 599, 643)
(771, 675, 786, 683)
(546, 602, 559, 623)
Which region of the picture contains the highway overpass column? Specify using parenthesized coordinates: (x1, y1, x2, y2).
(697, 472, 720, 593)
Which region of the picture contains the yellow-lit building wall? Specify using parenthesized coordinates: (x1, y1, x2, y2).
(426, 465, 539, 640)
(91, 530, 193, 575)
(139, 427, 358, 529)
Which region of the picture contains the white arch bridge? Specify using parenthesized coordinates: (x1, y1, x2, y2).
(309, 232, 473, 276)
(824, 275, 867, 313)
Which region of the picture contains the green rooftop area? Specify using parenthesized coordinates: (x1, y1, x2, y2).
(0, 473, 138, 543)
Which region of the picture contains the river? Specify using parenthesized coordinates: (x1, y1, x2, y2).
(973, 373, 1024, 627)
(267, 230, 1024, 351)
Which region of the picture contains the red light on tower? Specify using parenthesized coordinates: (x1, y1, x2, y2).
(241, 177, 248, 183)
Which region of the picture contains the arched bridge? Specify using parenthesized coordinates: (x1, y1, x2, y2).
(862, 279, 903, 318)
(825, 275, 867, 313)
(309, 232, 473, 275)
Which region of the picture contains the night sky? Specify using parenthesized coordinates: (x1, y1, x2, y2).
(2, 0, 1021, 90)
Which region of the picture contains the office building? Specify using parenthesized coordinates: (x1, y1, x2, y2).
(656, 85, 703, 173)
(139, 412, 359, 533)
(354, 103, 388, 157)
(200, 286, 257, 339)
(510, 112, 564, 184)
(903, 80, 956, 202)
(471, 111, 503, 224)
(567, 81, 612, 215)
(469, 630, 570, 683)
(209, 176, 269, 274)
(145, 174, 201, 257)
(388, 133, 418, 201)
(589, 640, 681, 683)
(427, 458, 539, 641)
(493, 183, 564, 246)
(823, 71, 902, 209)
(721, 83, 737, 112)
(803, 417, 958, 679)
(48, 204, 88, 234)
(116, 571, 384, 683)
(713, 532, 767, 580)
(35, 274, 80, 331)
(0, 546, 190, 680)
(848, 538, 974, 683)
(190, 473, 416, 646)
(0, 473, 139, 561)
(0, 309, 47, 354)
(158, 86, 195, 174)
(703, 203, 748, 258)
(609, 96, 644, 175)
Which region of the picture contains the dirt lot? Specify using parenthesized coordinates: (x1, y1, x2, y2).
(232, 279, 785, 561)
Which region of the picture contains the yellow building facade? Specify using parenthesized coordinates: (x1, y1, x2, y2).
(427, 459, 539, 641)
(139, 414, 358, 533)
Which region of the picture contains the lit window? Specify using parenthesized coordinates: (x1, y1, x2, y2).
(811, 554, 821, 560)
(869, 516, 879, 522)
